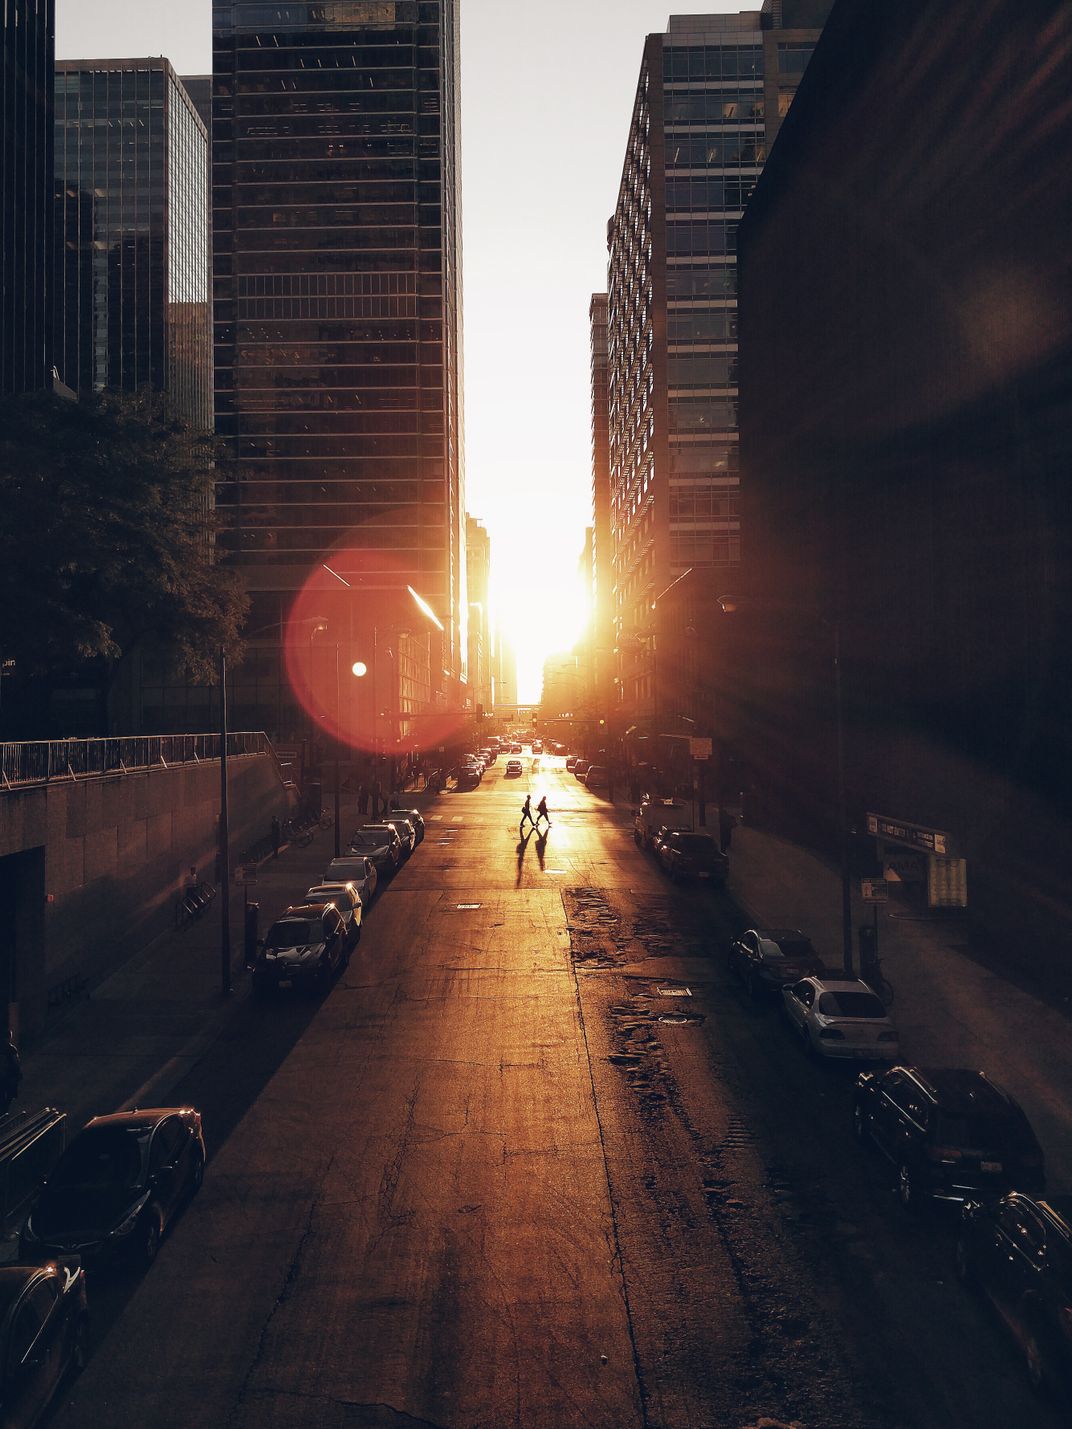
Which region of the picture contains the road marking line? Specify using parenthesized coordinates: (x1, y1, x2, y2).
(451, 815, 464, 822)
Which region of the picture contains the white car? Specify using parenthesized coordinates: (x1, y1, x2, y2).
(782, 977, 899, 1061)
(305, 882, 364, 942)
(505, 759, 523, 777)
(323, 855, 378, 904)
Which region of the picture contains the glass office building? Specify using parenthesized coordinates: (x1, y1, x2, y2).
(606, 3, 828, 722)
(2, 0, 54, 395)
(212, 0, 465, 733)
(53, 59, 212, 430)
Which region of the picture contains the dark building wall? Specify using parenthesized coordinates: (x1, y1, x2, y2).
(0, 752, 288, 1042)
(212, 0, 465, 731)
(737, 0, 1072, 948)
(1, 0, 54, 394)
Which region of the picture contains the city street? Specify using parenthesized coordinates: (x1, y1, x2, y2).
(46, 756, 1070, 1429)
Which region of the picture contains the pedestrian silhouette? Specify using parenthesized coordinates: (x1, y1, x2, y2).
(535, 795, 551, 828)
(520, 795, 535, 836)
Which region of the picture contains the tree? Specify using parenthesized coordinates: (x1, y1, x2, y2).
(0, 391, 247, 733)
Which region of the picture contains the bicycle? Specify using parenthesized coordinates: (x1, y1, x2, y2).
(318, 811, 334, 829)
(284, 817, 315, 848)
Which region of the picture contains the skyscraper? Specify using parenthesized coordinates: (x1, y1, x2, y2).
(1, 0, 54, 395)
(212, 0, 464, 735)
(606, 3, 829, 730)
(589, 293, 614, 721)
(54, 59, 212, 429)
(466, 515, 492, 715)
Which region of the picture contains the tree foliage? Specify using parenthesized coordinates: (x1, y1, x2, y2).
(0, 391, 247, 689)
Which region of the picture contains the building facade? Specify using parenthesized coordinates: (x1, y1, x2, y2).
(212, 0, 465, 737)
(737, 0, 1072, 953)
(54, 59, 212, 429)
(589, 293, 615, 722)
(465, 514, 492, 715)
(605, 3, 828, 734)
(2, 0, 54, 395)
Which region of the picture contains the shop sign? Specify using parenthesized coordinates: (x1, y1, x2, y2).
(928, 856, 968, 909)
(861, 879, 889, 903)
(866, 811, 954, 857)
(689, 737, 713, 760)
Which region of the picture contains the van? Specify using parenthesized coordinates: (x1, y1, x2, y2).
(633, 798, 692, 850)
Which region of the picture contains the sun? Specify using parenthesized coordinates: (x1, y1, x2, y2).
(490, 537, 591, 703)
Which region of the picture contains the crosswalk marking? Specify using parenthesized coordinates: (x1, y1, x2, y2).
(451, 815, 464, 822)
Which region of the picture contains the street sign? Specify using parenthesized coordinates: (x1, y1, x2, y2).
(689, 737, 713, 761)
(861, 878, 888, 903)
(866, 811, 954, 857)
(928, 856, 968, 909)
(235, 865, 258, 884)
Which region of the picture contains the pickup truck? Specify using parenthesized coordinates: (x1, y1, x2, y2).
(633, 798, 693, 850)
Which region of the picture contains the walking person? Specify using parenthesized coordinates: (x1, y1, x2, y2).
(520, 795, 535, 836)
(535, 795, 551, 829)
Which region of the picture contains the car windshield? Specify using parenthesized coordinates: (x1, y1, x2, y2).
(773, 936, 815, 961)
(676, 835, 715, 855)
(758, 941, 787, 962)
(265, 919, 321, 948)
(817, 990, 887, 1019)
(934, 1111, 1034, 1152)
(51, 1126, 150, 1192)
(350, 833, 382, 850)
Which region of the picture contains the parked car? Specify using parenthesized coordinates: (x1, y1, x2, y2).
(583, 764, 610, 791)
(254, 903, 348, 995)
(505, 759, 523, 777)
(655, 829, 728, 885)
(565, 756, 579, 771)
(321, 856, 377, 905)
(303, 883, 363, 944)
(388, 807, 425, 845)
(573, 760, 590, 780)
(0, 1261, 87, 1424)
(634, 798, 692, 850)
(728, 927, 824, 996)
(782, 977, 899, 1061)
(956, 1191, 1072, 1397)
(348, 826, 403, 875)
(374, 818, 415, 856)
(854, 1066, 1045, 1209)
(23, 1107, 206, 1269)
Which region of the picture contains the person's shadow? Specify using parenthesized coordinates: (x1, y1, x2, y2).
(516, 829, 533, 887)
(534, 828, 548, 870)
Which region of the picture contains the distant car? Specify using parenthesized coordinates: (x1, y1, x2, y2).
(782, 977, 899, 1061)
(565, 756, 578, 771)
(656, 830, 728, 886)
(304, 883, 363, 944)
(583, 764, 610, 791)
(456, 766, 481, 790)
(388, 807, 425, 845)
(23, 1107, 206, 1269)
(348, 826, 403, 874)
(254, 903, 348, 995)
(376, 818, 416, 856)
(505, 759, 523, 777)
(0, 1261, 87, 1423)
(321, 856, 377, 905)
(728, 927, 824, 996)
(854, 1066, 1045, 1209)
(511, 743, 523, 753)
(956, 1192, 1072, 1397)
(573, 760, 590, 780)
(532, 740, 543, 753)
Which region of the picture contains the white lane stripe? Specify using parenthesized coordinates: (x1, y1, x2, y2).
(451, 815, 464, 822)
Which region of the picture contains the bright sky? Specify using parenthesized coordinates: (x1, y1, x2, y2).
(56, 0, 741, 700)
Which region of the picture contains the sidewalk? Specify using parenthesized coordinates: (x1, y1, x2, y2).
(18, 786, 439, 1133)
(727, 824, 1072, 1189)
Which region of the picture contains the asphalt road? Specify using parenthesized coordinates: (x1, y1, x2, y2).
(50, 756, 1068, 1429)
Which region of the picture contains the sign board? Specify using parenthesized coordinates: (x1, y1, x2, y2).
(866, 811, 954, 857)
(928, 856, 968, 909)
(689, 737, 713, 761)
(883, 854, 926, 883)
(235, 865, 258, 884)
(861, 878, 889, 903)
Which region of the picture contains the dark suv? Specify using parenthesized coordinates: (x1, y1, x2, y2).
(853, 1066, 1045, 1209)
(655, 830, 728, 886)
(956, 1192, 1072, 1398)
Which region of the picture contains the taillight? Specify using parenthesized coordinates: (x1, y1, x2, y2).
(819, 1028, 845, 1040)
(925, 1145, 963, 1164)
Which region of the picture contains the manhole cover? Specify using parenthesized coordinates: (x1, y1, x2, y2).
(455, 903, 482, 910)
(656, 986, 692, 997)
(656, 1011, 705, 1025)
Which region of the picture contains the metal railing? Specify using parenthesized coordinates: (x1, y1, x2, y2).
(1, 732, 273, 790)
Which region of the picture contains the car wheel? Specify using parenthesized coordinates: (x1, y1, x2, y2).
(141, 1212, 162, 1267)
(953, 1235, 976, 1289)
(898, 1163, 917, 1211)
(71, 1315, 89, 1375)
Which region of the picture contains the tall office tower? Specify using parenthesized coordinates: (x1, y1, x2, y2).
(589, 293, 615, 720)
(178, 75, 212, 133)
(606, 3, 829, 727)
(54, 60, 212, 429)
(212, 1, 464, 736)
(1, 0, 54, 395)
(465, 515, 492, 715)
